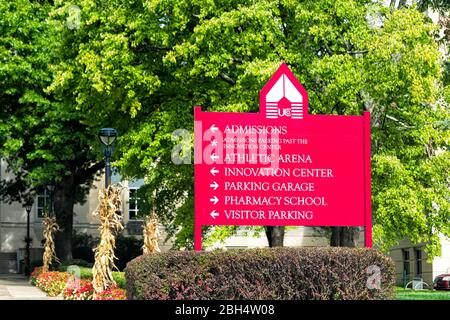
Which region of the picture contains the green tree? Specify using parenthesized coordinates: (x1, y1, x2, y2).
(0, 0, 106, 260)
(47, 0, 449, 255)
(367, 8, 450, 257)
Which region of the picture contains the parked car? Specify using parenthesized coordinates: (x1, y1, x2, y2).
(433, 274, 450, 290)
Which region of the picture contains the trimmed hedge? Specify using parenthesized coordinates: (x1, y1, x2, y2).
(125, 247, 395, 300)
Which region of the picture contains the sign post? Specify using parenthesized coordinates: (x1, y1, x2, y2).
(194, 63, 372, 251)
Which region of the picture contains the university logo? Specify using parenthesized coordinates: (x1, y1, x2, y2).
(265, 73, 303, 120)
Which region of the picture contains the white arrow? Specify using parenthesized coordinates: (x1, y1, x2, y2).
(210, 153, 219, 162)
(210, 124, 218, 133)
(209, 196, 219, 205)
(210, 167, 219, 176)
(209, 181, 219, 190)
(210, 210, 219, 219)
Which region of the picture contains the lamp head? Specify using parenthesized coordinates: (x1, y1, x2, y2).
(46, 183, 56, 195)
(98, 128, 118, 147)
(25, 202, 33, 212)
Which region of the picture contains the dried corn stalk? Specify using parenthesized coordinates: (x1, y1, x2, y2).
(42, 215, 59, 272)
(92, 185, 124, 293)
(142, 214, 161, 254)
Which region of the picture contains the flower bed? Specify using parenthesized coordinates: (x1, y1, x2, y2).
(63, 279, 94, 300)
(35, 271, 70, 297)
(62, 280, 126, 300)
(93, 287, 127, 300)
(30, 266, 127, 300)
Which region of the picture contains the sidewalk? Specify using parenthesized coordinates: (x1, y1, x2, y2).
(0, 274, 61, 300)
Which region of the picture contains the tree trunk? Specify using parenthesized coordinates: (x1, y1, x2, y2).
(265, 226, 285, 247)
(330, 227, 356, 247)
(53, 175, 75, 262)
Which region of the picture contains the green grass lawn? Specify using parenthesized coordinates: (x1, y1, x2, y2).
(396, 286, 450, 300)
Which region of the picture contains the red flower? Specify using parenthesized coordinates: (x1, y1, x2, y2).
(35, 271, 70, 297)
(93, 287, 127, 300)
(63, 280, 94, 300)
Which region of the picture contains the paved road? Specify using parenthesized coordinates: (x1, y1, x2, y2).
(0, 274, 60, 300)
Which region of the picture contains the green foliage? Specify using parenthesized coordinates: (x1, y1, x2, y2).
(0, 0, 104, 249)
(103, 1, 448, 255)
(0, 0, 57, 199)
(0, 1, 448, 257)
(71, 231, 97, 262)
(403, 0, 450, 13)
(70, 231, 143, 270)
(59, 265, 93, 279)
(112, 272, 127, 289)
(203, 226, 265, 248)
(114, 234, 144, 270)
(367, 9, 450, 258)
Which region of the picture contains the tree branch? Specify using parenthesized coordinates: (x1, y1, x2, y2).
(347, 50, 368, 56)
(219, 72, 236, 85)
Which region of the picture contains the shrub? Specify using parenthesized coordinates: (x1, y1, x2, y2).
(72, 230, 98, 263)
(71, 231, 143, 271)
(112, 272, 126, 289)
(63, 279, 94, 300)
(35, 271, 70, 297)
(115, 235, 143, 271)
(125, 248, 396, 300)
(73, 247, 94, 263)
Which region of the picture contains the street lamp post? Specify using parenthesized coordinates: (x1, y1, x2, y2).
(24, 201, 33, 276)
(98, 128, 118, 188)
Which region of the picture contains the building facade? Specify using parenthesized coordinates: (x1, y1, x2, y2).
(389, 237, 450, 287)
(0, 160, 175, 272)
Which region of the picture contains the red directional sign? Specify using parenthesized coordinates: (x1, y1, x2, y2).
(194, 63, 372, 250)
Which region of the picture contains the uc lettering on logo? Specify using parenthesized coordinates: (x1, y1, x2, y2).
(265, 74, 303, 119)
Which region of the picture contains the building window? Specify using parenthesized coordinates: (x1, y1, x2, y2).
(36, 189, 50, 219)
(415, 248, 422, 275)
(128, 188, 140, 220)
(403, 249, 410, 276)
